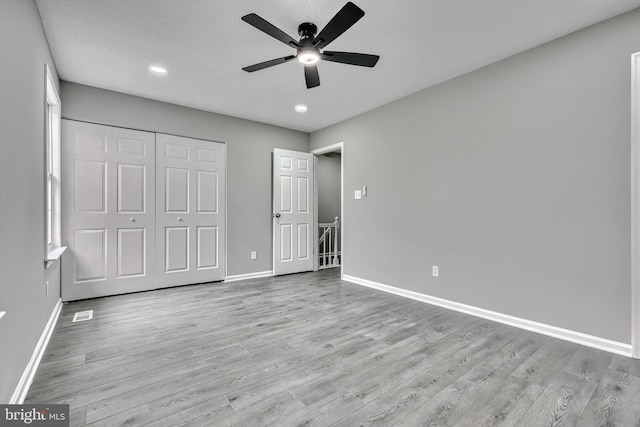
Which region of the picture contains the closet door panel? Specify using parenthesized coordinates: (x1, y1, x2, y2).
(61, 120, 156, 301)
(156, 134, 226, 287)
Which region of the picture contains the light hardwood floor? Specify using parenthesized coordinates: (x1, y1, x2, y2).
(26, 269, 640, 426)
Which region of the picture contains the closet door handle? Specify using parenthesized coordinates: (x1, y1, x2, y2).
(177, 217, 183, 222)
(129, 218, 135, 222)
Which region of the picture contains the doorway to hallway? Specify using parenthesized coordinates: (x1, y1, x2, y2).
(312, 142, 344, 275)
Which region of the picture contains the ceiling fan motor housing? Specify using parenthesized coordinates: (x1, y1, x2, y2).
(298, 22, 318, 42)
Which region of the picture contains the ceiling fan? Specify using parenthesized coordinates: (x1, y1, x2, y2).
(241, 2, 380, 89)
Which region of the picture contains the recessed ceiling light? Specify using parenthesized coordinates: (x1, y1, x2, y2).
(295, 104, 308, 113)
(149, 65, 168, 76)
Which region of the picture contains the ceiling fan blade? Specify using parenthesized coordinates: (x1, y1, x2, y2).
(304, 65, 320, 89)
(242, 13, 300, 48)
(321, 51, 379, 67)
(242, 55, 296, 72)
(313, 2, 365, 49)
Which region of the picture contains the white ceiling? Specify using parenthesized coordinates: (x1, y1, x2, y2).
(36, 1, 640, 133)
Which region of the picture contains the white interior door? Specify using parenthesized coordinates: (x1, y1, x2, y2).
(61, 120, 156, 301)
(156, 134, 226, 287)
(273, 148, 314, 275)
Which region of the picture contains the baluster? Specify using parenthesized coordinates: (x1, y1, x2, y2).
(325, 226, 329, 266)
(333, 217, 339, 265)
(323, 226, 328, 267)
(328, 227, 333, 266)
(321, 227, 325, 267)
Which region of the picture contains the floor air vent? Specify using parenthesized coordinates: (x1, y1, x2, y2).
(72, 310, 93, 322)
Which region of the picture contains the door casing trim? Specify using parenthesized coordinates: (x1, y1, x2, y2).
(311, 142, 344, 277)
(631, 52, 640, 358)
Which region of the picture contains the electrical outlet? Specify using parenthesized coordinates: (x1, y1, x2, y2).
(432, 266, 439, 277)
(251, 251, 257, 260)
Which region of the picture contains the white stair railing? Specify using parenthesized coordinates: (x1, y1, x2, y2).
(319, 216, 340, 269)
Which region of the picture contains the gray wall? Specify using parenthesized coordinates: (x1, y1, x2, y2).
(311, 9, 640, 343)
(0, 0, 61, 403)
(317, 153, 341, 224)
(60, 82, 309, 276)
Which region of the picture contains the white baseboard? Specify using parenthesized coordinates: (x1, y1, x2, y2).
(10, 298, 63, 404)
(342, 274, 632, 358)
(225, 270, 273, 283)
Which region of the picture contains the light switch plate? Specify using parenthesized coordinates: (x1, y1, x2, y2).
(355, 190, 362, 200)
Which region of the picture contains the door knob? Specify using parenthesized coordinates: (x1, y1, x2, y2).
(274, 213, 281, 218)
(129, 218, 135, 222)
(177, 217, 183, 221)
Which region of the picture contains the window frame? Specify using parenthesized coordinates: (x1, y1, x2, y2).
(45, 64, 61, 257)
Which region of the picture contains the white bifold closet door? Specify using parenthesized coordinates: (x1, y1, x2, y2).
(155, 134, 226, 287)
(61, 120, 156, 301)
(61, 121, 226, 301)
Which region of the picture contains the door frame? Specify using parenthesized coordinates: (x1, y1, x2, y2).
(631, 52, 640, 358)
(311, 142, 344, 277)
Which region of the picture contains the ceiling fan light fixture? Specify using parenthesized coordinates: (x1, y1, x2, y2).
(297, 49, 320, 65)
